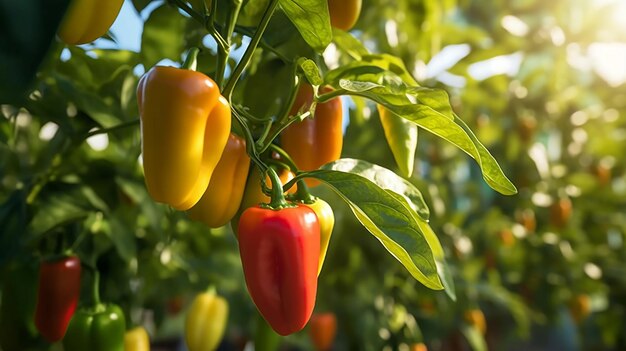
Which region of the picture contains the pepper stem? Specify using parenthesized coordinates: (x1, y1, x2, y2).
(182, 47, 200, 71)
(266, 167, 290, 209)
(93, 269, 101, 306)
(294, 179, 316, 204)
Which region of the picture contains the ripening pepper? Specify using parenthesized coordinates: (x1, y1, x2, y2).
(185, 291, 229, 351)
(124, 326, 150, 351)
(63, 304, 126, 351)
(35, 255, 82, 342)
(377, 105, 418, 178)
(137, 66, 231, 210)
(281, 84, 343, 187)
(0, 261, 47, 351)
(328, 0, 362, 31)
(187, 134, 250, 228)
(238, 203, 320, 335)
(231, 166, 297, 234)
(308, 313, 337, 351)
(58, 0, 124, 45)
(300, 198, 335, 275)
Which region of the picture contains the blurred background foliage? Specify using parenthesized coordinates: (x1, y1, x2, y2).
(1, 0, 625, 350)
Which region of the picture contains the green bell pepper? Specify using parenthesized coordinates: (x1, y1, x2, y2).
(62, 303, 126, 351)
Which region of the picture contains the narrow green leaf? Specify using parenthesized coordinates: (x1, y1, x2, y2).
(332, 29, 369, 60)
(306, 169, 443, 290)
(279, 0, 332, 51)
(320, 159, 429, 220)
(461, 325, 487, 351)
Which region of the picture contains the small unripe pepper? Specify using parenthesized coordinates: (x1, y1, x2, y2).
(34, 255, 82, 342)
(137, 63, 231, 210)
(377, 105, 418, 178)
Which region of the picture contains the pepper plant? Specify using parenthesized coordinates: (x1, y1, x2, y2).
(0, 0, 520, 349)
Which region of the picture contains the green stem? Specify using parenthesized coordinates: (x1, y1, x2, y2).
(282, 172, 308, 193)
(257, 111, 311, 154)
(268, 144, 298, 171)
(294, 179, 316, 204)
(216, 0, 243, 88)
(84, 119, 140, 139)
(170, 0, 203, 21)
(182, 47, 200, 70)
(93, 269, 101, 306)
(264, 167, 291, 209)
(232, 110, 266, 171)
(317, 88, 347, 103)
(223, 0, 280, 99)
(254, 311, 281, 351)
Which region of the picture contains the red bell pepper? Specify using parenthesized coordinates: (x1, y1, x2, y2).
(237, 168, 320, 336)
(34, 256, 82, 342)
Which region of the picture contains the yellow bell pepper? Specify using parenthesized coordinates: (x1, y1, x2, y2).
(187, 133, 250, 228)
(124, 326, 150, 351)
(137, 66, 231, 210)
(185, 291, 229, 351)
(302, 198, 335, 275)
(58, 0, 124, 45)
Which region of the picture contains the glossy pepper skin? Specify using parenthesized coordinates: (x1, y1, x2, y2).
(308, 313, 337, 351)
(63, 304, 126, 351)
(188, 134, 250, 228)
(124, 326, 150, 351)
(35, 256, 82, 342)
(377, 105, 418, 178)
(281, 85, 343, 187)
(231, 167, 297, 234)
(238, 204, 320, 336)
(0, 262, 47, 351)
(301, 198, 335, 275)
(137, 66, 231, 210)
(185, 291, 229, 351)
(328, 0, 362, 31)
(58, 0, 124, 44)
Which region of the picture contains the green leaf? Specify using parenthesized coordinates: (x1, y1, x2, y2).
(132, 0, 156, 13)
(324, 63, 517, 195)
(55, 75, 121, 128)
(106, 216, 137, 262)
(305, 169, 443, 290)
(461, 325, 487, 351)
(279, 0, 332, 52)
(140, 4, 187, 69)
(320, 159, 429, 220)
(239, 0, 270, 26)
(414, 215, 456, 301)
(332, 29, 369, 60)
(297, 58, 323, 86)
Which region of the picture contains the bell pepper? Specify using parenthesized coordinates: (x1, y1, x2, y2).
(464, 309, 487, 335)
(63, 304, 126, 351)
(231, 166, 297, 235)
(35, 255, 82, 342)
(0, 261, 48, 351)
(238, 169, 320, 336)
(124, 326, 150, 351)
(281, 84, 343, 187)
(328, 0, 362, 31)
(57, 0, 124, 45)
(308, 312, 337, 351)
(377, 105, 418, 178)
(301, 198, 335, 276)
(187, 133, 250, 228)
(137, 65, 231, 210)
(185, 290, 229, 351)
